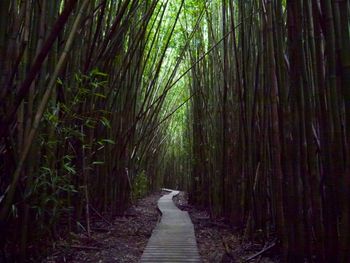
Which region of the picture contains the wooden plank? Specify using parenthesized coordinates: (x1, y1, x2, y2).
(140, 190, 201, 262)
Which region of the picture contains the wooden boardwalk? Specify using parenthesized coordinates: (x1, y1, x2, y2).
(140, 189, 201, 262)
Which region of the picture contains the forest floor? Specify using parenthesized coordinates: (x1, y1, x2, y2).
(43, 191, 163, 263)
(174, 192, 280, 263)
(43, 191, 279, 263)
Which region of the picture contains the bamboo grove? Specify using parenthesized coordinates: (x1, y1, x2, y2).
(177, 0, 350, 262)
(1, 0, 350, 262)
(0, 0, 190, 260)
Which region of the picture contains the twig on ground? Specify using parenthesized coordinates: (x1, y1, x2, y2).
(89, 205, 112, 226)
(244, 242, 276, 262)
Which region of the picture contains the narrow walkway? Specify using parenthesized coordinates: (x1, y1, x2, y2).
(140, 189, 201, 262)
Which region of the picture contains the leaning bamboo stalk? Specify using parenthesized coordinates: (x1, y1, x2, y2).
(0, 0, 89, 221)
(0, 0, 77, 140)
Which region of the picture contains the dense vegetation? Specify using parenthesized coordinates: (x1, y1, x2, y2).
(0, 0, 349, 262)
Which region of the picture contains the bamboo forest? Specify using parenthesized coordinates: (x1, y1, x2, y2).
(0, 0, 350, 262)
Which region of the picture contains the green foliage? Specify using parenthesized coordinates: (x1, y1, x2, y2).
(31, 69, 112, 233)
(132, 170, 149, 200)
(30, 159, 77, 231)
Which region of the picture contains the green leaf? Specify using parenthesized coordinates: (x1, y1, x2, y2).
(94, 93, 106, 98)
(91, 68, 108, 77)
(63, 163, 76, 174)
(100, 117, 111, 128)
(92, 161, 104, 165)
(100, 139, 115, 145)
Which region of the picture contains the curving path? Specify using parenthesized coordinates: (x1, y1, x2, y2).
(140, 189, 201, 262)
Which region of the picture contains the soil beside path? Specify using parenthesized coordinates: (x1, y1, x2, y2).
(44, 192, 163, 263)
(174, 192, 279, 263)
